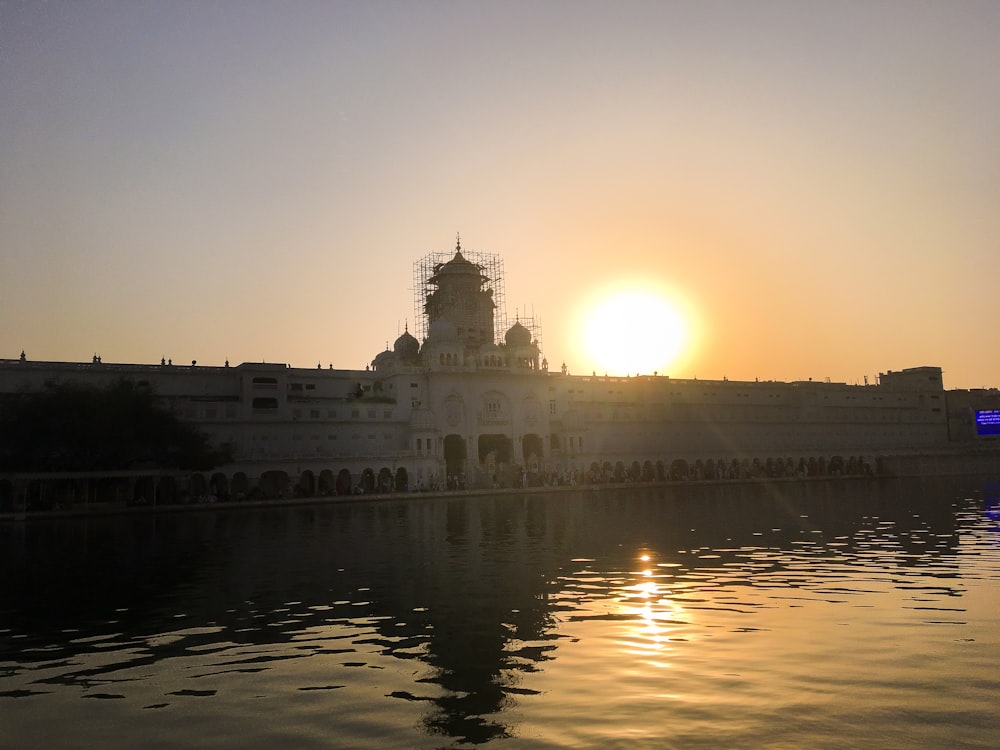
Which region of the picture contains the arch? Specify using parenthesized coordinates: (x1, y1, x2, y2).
(231, 472, 249, 500)
(189, 473, 208, 501)
(298, 469, 316, 497)
(630, 460, 641, 481)
(259, 470, 290, 499)
(133, 476, 156, 505)
(394, 466, 409, 492)
(0, 479, 12, 512)
(614, 461, 626, 482)
(158, 476, 179, 504)
(655, 459, 666, 481)
(377, 467, 393, 492)
(478, 433, 512, 465)
(318, 469, 335, 496)
(642, 460, 655, 481)
(444, 434, 467, 478)
(521, 433, 544, 473)
(335, 468, 353, 495)
(210, 472, 228, 500)
(670, 459, 688, 480)
(360, 468, 376, 493)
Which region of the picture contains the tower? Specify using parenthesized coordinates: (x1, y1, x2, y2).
(414, 235, 508, 352)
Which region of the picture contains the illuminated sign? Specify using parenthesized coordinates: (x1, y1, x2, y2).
(975, 409, 1000, 436)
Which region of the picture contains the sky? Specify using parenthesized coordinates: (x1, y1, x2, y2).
(2, 1, 998, 389)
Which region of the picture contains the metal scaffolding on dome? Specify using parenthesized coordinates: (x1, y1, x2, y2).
(412, 246, 509, 345)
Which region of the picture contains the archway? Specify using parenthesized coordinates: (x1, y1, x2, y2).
(336, 469, 352, 495)
(0, 479, 12, 512)
(319, 469, 335, 496)
(189, 473, 208, 502)
(670, 459, 688, 480)
(210, 472, 228, 500)
(444, 434, 466, 479)
(159, 476, 179, 504)
(299, 470, 316, 497)
(521, 434, 544, 473)
(377, 467, 393, 492)
(478, 434, 512, 465)
(231, 472, 248, 500)
(394, 466, 409, 492)
(259, 470, 290, 499)
(360, 468, 375, 493)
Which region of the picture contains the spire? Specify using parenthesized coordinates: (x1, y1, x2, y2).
(455, 232, 461, 252)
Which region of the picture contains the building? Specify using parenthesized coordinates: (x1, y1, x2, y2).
(2, 241, 998, 506)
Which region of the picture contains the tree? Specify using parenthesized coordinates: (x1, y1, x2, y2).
(0, 380, 231, 472)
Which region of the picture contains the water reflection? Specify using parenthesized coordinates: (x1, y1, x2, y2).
(1, 477, 997, 747)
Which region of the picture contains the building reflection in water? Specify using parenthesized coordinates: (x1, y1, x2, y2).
(0, 476, 986, 745)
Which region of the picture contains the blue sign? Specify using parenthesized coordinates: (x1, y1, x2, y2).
(975, 409, 1000, 436)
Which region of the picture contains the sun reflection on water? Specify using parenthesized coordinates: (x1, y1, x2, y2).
(615, 552, 689, 660)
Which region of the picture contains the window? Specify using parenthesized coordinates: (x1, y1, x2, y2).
(252, 397, 278, 409)
(310, 409, 320, 418)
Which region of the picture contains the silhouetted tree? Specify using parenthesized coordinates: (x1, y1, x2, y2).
(0, 380, 231, 472)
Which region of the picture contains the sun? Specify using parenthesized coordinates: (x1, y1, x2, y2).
(581, 289, 688, 376)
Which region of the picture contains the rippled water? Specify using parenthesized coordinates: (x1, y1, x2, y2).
(2, 478, 999, 748)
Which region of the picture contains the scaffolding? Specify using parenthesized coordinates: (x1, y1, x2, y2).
(508, 304, 544, 360)
(412, 248, 508, 345)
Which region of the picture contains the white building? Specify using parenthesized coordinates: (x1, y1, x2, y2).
(2, 242, 995, 506)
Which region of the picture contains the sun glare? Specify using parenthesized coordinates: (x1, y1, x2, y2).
(581, 289, 688, 376)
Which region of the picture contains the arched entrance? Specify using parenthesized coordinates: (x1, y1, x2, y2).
(189, 473, 208, 502)
(521, 434, 544, 473)
(394, 466, 408, 492)
(444, 434, 466, 478)
(336, 468, 352, 495)
(478, 434, 512, 465)
(377, 467, 393, 492)
(231, 472, 248, 500)
(319, 469, 335, 495)
(259, 470, 290, 499)
(210, 472, 228, 500)
(299, 470, 316, 497)
(360, 468, 375, 493)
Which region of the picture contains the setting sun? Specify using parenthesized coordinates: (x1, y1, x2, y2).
(581, 289, 689, 376)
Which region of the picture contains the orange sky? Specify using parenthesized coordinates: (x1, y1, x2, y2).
(2, 2, 998, 389)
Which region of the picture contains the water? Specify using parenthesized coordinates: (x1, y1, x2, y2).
(2, 478, 999, 748)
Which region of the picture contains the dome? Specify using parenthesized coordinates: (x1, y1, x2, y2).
(427, 318, 458, 342)
(393, 329, 420, 359)
(505, 320, 532, 347)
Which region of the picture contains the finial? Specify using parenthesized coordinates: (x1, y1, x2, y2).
(456, 232, 461, 251)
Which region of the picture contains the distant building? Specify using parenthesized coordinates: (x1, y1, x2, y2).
(2, 241, 998, 504)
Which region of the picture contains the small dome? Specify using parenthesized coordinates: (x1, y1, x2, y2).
(393, 329, 420, 359)
(427, 318, 458, 342)
(372, 349, 396, 370)
(505, 320, 532, 347)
